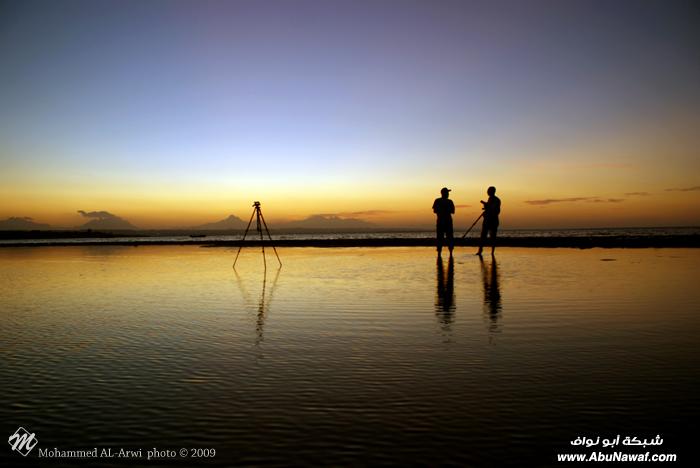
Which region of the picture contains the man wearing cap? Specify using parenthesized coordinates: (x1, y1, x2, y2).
(432, 187, 455, 257)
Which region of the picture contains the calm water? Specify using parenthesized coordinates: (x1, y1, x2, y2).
(2, 246, 699, 466)
(2, 226, 699, 245)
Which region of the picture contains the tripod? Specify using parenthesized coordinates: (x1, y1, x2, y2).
(233, 201, 282, 269)
(461, 212, 484, 238)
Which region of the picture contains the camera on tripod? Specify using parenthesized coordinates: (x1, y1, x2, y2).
(233, 201, 282, 269)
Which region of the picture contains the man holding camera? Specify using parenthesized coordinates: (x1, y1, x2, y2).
(476, 186, 501, 257)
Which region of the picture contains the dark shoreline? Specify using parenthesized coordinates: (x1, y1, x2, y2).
(1, 235, 699, 248)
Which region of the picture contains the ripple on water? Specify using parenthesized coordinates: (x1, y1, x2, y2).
(1, 247, 699, 466)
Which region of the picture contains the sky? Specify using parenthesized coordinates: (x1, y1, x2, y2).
(1, 0, 699, 229)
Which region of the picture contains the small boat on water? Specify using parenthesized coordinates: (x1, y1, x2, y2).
(189, 234, 207, 238)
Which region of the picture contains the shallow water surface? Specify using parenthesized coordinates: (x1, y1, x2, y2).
(2, 247, 699, 466)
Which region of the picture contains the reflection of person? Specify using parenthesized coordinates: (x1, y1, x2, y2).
(480, 256, 501, 342)
(480, 256, 501, 320)
(435, 256, 455, 329)
(432, 187, 455, 257)
(476, 186, 501, 256)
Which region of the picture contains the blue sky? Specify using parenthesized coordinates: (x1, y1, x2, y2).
(1, 0, 698, 227)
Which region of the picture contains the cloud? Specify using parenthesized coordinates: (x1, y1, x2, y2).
(78, 210, 121, 219)
(547, 162, 634, 170)
(455, 204, 471, 208)
(338, 210, 393, 217)
(589, 198, 625, 203)
(525, 197, 625, 206)
(525, 197, 595, 205)
(665, 186, 700, 192)
(624, 192, 650, 196)
(573, 163, 634, 169)
(285, 214, 374, 229)
(0, 216, 35, 221)
(77, 210, 136, 229)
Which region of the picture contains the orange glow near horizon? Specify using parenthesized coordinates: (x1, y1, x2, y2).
(3, 124, 699, 229)
(2, 169, 699, 229)
(1, 1, 698, 230)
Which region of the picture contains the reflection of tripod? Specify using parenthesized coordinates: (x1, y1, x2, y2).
(233, 201, 282, 269)
(233, 266, 282, 348)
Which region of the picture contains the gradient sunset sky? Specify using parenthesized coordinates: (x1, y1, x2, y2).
(1, 0, 698, 229)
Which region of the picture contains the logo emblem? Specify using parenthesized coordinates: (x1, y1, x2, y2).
(8, 427, 38, 456)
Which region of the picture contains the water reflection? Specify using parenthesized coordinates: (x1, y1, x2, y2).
(480, 256, 502, 339)
(234, 267, 281, 347)
(233, 269, 252, 303)
(78, 245, 132, 258)
(3, 246, 699, 466)
(435, 256, 455, 331)
(255, 267, 281, 346)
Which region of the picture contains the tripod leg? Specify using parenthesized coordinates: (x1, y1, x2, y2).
(461, 213, 483, 239)
(256, 208, 267, 271)
(233, 207, 256, 268)
(259, 211, 282, 267)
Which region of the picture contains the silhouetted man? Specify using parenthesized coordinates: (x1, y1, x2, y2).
(432, 187, 455, 257)
(476, 186, 501, 256)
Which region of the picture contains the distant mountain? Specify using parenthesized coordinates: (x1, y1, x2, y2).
(79, 218, 137, 230)
(0, 217, 51, 230)
(77, 210, 137, 230)
(283, 214, 375, 230)
(191, 214, 247, 230)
